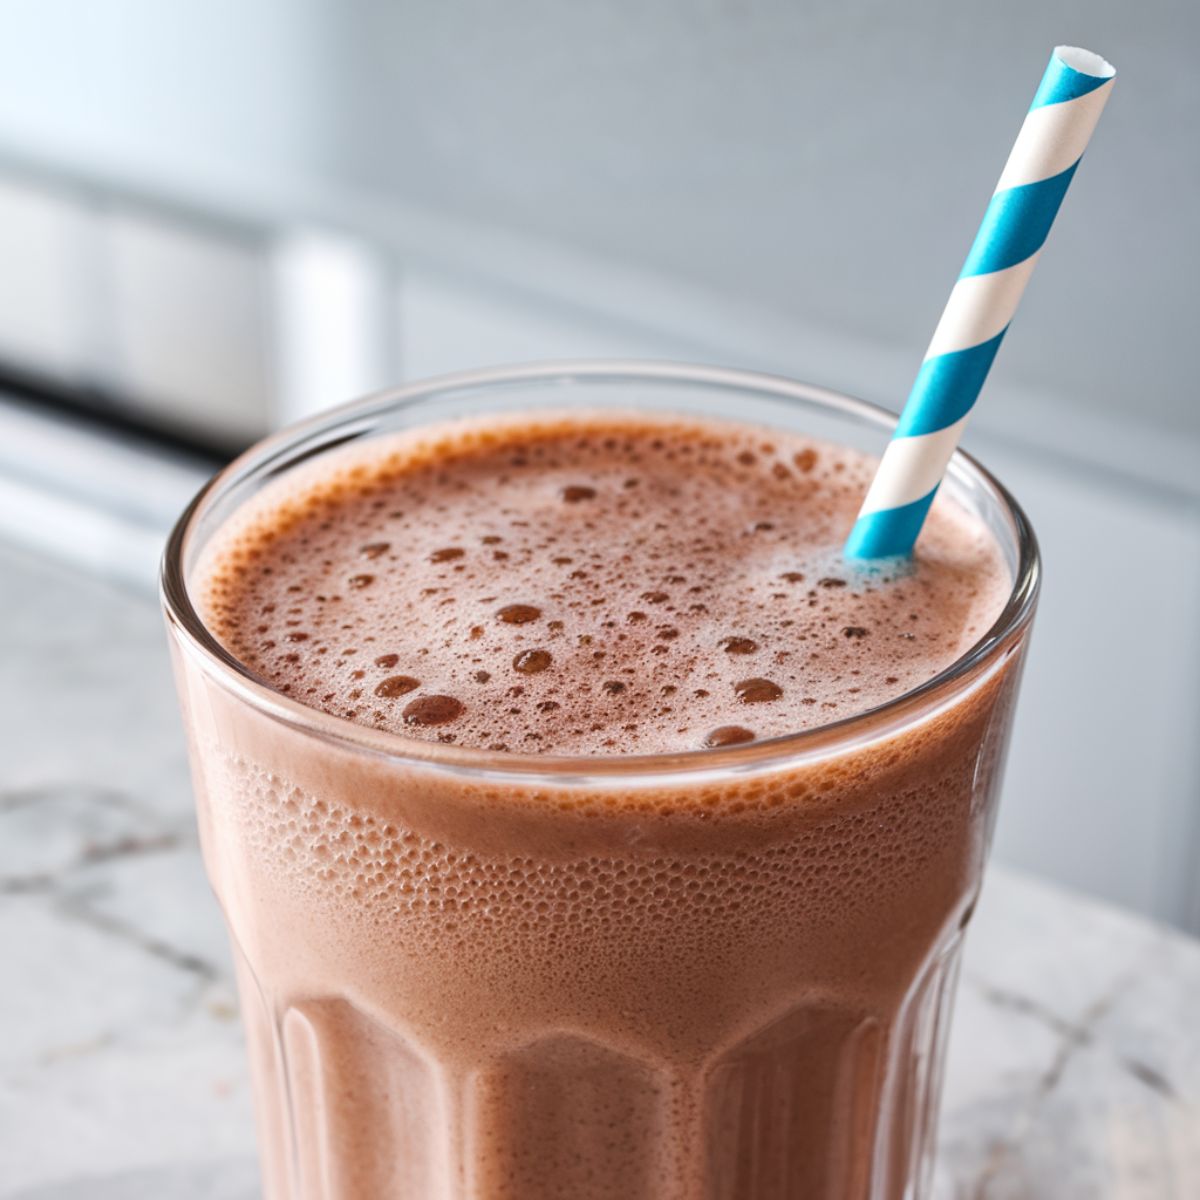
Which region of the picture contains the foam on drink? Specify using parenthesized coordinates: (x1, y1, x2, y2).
(198, 411, 1008, 756)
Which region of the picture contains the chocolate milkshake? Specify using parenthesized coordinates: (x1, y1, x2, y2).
(164, 370, 1035, 1200)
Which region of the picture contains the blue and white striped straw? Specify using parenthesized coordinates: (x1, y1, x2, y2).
(845, 46, 1115, 560)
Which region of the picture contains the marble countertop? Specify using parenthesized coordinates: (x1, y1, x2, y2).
(2, 539, 1198, 1199)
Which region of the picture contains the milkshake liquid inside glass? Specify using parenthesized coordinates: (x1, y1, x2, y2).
(163, 365, 1037, 1199)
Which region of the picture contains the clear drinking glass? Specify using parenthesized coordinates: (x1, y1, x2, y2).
(161, 362, 1038, 1200)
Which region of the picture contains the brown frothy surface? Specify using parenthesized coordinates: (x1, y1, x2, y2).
(197, 411, 1009, 755)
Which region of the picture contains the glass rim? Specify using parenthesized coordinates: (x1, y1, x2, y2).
(160, 359, 1040, 783)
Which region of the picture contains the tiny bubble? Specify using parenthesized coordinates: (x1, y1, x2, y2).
(403, 695, 464, 726)
(721, 636, 758, 655)
(513, 649, 552, 674)
(704, 726, 755, 748)
(375, 675, 420, 698)
(497, 604, 541, 624)
(735, 678, 783, 704)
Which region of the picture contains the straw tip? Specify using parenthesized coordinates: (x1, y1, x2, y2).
(1054, 46, 1116, 80)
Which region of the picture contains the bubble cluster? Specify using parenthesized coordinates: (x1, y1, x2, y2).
(220, 722, 985, 965)
(197, 412, 1008, 755)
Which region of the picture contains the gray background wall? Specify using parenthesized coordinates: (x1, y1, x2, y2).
(0, 0, 1194, 436)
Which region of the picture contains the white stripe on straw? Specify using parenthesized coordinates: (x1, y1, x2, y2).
(845, 46, 1115, 560)
(924, 254, 1040, 360)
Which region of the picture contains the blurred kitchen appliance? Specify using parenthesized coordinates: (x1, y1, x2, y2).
(0, 158, 395, 455)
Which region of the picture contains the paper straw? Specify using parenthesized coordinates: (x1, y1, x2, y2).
(845, 46, 1115, 560)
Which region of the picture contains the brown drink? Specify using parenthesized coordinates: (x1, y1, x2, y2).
(164, 367, 1035, 1199)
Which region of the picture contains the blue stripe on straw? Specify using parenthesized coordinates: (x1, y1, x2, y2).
(844, 486, 940, 560)
(894, 327, 1007, 437)
(959, 162, 1078, 278)
(1030, 54, 1111, 109)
